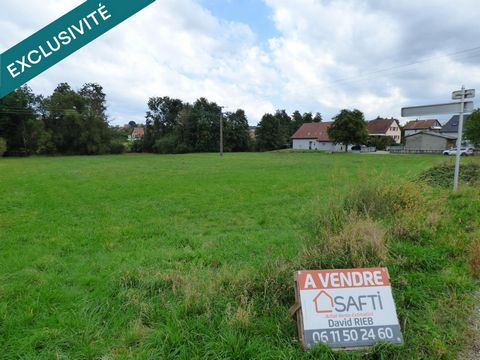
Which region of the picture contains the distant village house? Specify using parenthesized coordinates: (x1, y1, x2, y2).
(249, 126, 257, 139)
(291, 122, 349, 152)
(440, 115, 470, 139)
(367, 117, 402, 144)
(404, 119, 441, 137)
(129, 127, 145, 142)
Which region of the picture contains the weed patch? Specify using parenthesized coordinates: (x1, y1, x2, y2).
(468, 239, 480, 279)
(418, 161, 480, 187)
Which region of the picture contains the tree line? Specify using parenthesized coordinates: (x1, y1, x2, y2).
(2, 83, 479, 157)
(0, 83, 324, 156)
(139, 96, 323, 154)
(0, 83, 118, 156)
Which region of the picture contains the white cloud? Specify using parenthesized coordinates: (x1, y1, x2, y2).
(1, 0, 277, 125)
(264, 0, 480, 123)
(1, 0, 480, 125)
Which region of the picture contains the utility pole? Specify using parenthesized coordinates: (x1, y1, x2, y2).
(220, 109, 224, 157)
(453, 85, 466, 192)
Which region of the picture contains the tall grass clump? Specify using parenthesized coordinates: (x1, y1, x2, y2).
(305, 180, 425, 269)
(304, 214, 387, 269)
(343, 180, 423, 219)
(418, 161, 480, 187)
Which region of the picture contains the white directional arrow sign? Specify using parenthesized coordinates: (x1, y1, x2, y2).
(401, 86, 475, 192)
(401, 101, 474, 117)
(453, 89, 475, 100)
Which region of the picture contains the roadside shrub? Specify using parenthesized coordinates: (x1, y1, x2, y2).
(0, 138, 6, 156)
(468, 239, 480, 279)
(418, 162, 480, 187)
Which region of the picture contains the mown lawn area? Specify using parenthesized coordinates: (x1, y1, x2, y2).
(0, 153, 478, 359)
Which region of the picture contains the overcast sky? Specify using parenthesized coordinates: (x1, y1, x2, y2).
(1, 0, 479, 125)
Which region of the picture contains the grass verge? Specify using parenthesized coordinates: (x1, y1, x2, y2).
(0, 154, 479, 358)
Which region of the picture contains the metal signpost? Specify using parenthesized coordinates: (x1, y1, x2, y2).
(401, 86, 475, 192)
(293, 268, 403, 350)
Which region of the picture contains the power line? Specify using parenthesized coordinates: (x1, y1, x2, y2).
(328, 45, 480, 85)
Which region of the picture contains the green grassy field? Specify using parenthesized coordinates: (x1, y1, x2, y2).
(0, 153, 478, 359)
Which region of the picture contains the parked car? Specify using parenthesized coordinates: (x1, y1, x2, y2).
(443, 147, 474, 156)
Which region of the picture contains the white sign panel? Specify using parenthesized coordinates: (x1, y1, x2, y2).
(452, 89, 475, 100)
(401, 101, 474, 117)
(296, 268, 403, 350)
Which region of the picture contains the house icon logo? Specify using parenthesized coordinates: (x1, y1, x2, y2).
(313, 290, 334, 313)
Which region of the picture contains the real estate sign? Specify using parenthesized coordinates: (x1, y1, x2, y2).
(294, 268, 403, 350)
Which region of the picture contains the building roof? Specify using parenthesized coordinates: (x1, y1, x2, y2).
(404, 119, 440, 130)
(367, 118, 398, 135)
(404, 131, 457, 140)
(291, 122, 333, 141)
(441, 115, 470, 133)
(132, 127, 145, 137)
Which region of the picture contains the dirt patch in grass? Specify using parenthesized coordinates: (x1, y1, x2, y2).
(458, 291, 480, 360)
(468, 239, 480, 279)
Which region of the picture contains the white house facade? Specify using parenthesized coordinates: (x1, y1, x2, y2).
(291, 122, 350, 152)
(292, 139, 347, 151)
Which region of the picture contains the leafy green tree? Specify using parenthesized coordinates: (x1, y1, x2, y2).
(224, 109, 250, 152)
(41, 83, 84, 153)
(0, 85, 43, 154)
(256, 113, 283, 151)
(313, 112, 323, 123)
(274, 110, 293, 146)
(144, 96, 184, 151)
(465, 109, 480, 146)
(328, 109, 368, 152)
(0, 138, 6, 156)
(41, 82, 110, 154)
(303, 112, 313, 123)
(174, 104, 195, 153)
(78, 83, 111, 154)
(292, 110, 304, 133)
(191, 98, 222, 152)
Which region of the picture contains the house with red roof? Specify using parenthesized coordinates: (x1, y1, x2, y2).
(128, 127, 145, 142)
(291, 122, 349, 151)
(367, 117, 402, 144)
(404, 119, 441, 137)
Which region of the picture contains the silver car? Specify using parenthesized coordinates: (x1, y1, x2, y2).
(443, 147, 474, 156)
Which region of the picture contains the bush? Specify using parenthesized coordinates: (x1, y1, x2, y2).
(153, 135, 177, 154)
(366, 136, 397, 150)
(418, 162, 480, 187)
(130, 139, 144, 153)
(0, 138, 6, 157)
(109, 142, 126, 154)
(175, 144, 192, 154)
